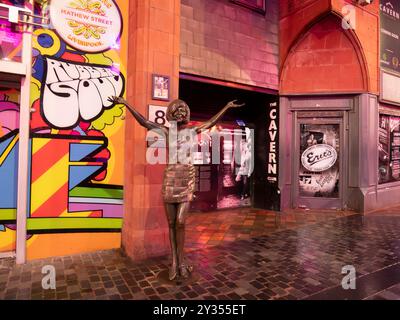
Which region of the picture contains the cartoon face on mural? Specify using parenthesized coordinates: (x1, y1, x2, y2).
(0, 0, 127, 258)
(0, 92, 19, 135)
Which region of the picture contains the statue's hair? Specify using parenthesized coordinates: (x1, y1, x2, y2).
(166, 99, 190, 122)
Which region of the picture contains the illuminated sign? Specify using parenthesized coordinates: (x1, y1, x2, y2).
(380, 1, 400, 19)
(267, 102, 278, 183)
(380, 1, 400, 73)
(49, 0, 122, 53)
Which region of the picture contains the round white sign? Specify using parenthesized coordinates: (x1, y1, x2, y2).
(301, 144, 338, 172)
(49, 0, 122, 53)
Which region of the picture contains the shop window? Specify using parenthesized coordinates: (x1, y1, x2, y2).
(0, 1, 48, 63)
(0, 1, 25, 62)
(378, 114, 400, 184)
(299, 124, 340, 198)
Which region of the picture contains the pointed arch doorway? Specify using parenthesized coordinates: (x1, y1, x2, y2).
(279, 13, 371, 211)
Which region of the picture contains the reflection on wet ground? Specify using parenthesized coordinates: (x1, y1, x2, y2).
(186, 208, 355, 250)
(0, 207, 399, 300)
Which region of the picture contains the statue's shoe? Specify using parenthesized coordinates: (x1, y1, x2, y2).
(179, 264, 193, 279)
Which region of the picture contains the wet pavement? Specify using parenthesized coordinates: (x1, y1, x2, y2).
(186, 207, 355, 250)
(0, 207, 400, 300)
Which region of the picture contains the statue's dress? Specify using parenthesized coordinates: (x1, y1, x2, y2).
(162, 164, 196, 203)
(161, 128, 196, 203)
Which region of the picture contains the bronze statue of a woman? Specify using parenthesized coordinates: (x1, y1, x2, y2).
(108, 96, 244, 281)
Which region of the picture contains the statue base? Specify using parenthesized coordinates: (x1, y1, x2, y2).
(157, 269, 200, 286)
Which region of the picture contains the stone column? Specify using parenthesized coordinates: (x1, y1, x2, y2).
(123, 0, 181, 260)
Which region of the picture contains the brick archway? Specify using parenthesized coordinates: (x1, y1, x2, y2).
(280, 13, 370, 94)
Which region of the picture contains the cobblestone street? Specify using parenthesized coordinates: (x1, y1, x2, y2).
(1, 208, 400, 300)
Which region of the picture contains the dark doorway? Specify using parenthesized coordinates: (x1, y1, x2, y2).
(179, 77, 279, 211)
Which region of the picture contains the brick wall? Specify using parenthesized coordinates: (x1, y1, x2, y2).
(180, 0, 279, 90)
(280, 0, 379, 94)
(280, 0, 321, 18)
(281, 15, 366, 93)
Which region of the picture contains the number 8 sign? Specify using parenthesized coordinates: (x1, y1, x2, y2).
(148, 105, 171, 128)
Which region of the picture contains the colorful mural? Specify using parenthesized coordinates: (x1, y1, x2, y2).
(0, 0, 128, 259)
(0, 89, 20, 253)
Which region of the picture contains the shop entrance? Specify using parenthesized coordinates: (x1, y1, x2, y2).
(0, 74, 21, 255)
(294, 116, 345, 210)
(179, 77, 279, 212)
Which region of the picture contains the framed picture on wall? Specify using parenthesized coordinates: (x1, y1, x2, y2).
(152, 74, 170, 101)
(230, 0, 266, 14)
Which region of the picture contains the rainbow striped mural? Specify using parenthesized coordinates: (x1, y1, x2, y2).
(0, 0, 128, 259)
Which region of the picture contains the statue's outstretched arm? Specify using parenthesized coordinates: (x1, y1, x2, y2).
(108, 96, 168, 135)
(195, 100, 245, 133)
